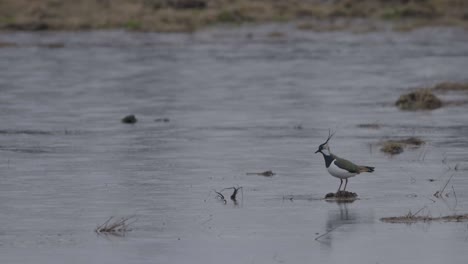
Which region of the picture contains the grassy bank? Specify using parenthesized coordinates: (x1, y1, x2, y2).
(0, 0, 467, 32)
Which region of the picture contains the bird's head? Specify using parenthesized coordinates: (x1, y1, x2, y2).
(315, 130, 335, 155)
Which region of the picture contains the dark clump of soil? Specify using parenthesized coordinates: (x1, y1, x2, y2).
(325, 191, 358, 201)
(395, 89, 442, 110)
(432, 82, 468, 92)
(121, 115, 137, 124)
(380, 137, 424, 155)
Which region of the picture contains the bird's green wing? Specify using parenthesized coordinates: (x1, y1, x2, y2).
(334, 157, 360, 173)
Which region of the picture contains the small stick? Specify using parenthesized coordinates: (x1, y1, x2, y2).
(315, 224, 342, 241)
(440, 173, 455, 196)
(230, 187, 243, 201)
(213, 190, 226, 204)
(452, 185, 458, 209)
(411, 206, 426, 217)
(96, 216, 114, 232)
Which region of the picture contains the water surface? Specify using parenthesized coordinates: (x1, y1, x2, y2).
(1, 25, 468, 263)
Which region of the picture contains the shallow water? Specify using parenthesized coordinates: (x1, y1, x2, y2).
(1, 24, 468, 263)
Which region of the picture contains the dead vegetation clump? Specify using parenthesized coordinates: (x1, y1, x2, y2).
(95, 216, 136, 234)
(380, 142, 404, 155)
(432, 82, 468, 92)
(380, 137, 424, 155)
(395, 89, 442, 110)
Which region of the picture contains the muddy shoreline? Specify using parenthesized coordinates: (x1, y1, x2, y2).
(0, 0, 467, 32)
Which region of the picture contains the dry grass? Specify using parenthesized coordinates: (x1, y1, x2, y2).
(380, 137, 424, 155)
(395, 89, 442, 110)
(381, 213, 468, 223)
(95, 216, 136, 234)
(0, 0, 467, 32)
(380, 142, 404, 155)
(432, 82, 468, 92)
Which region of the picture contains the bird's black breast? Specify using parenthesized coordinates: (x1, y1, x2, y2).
(321, 153, 335, 168)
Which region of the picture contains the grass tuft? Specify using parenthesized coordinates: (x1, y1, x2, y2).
(380, 137, 425, 155)
(432, 82, 468, 92)
(95, 216, 136, 234)
(395, 89, 442, 110)
(381, 213, 468, 223)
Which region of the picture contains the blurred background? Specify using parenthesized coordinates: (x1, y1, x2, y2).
(1, 1, 468, 264)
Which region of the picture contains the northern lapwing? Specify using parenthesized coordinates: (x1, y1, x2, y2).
(315, 131, 374, 192)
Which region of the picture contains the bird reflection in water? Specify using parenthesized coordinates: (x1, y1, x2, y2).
(316, 200, 369, 245)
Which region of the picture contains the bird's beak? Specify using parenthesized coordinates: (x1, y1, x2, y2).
(314, 149, 320, 154)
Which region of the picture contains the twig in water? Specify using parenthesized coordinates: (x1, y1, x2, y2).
(220, 186, 244, 205)
(230, 187, 243, 202)
(213, 190, 227, 204)
(315, 224, 343, 241)
(410, 206, 427, 217)
(452, 185, 458, 206)
(418, 144, 429, 162)
(441, 152, 452, 171)
(434, 173, 454, 198)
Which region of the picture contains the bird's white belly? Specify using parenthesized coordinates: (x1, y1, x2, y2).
(327, 160, 357, 179)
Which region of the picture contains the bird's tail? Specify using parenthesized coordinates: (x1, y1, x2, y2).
(358, 166, 375, 173)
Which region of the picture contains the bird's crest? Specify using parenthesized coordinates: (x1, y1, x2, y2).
(324, 129, 336, 144)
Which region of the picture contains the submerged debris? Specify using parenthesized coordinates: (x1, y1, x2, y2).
(324, 191, 358, 201)
(395, 89, 442, 110)
(154, 118, 170, 123)
(95, 216, 136, 234)
(246, 170, 275, 177)
(121, 114, 137, 124)
(380, 137, 424, 155)
(357, 123, 381, 129)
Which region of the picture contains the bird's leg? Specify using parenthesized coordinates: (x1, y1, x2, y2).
(344, 178, 348, 191)
(337, 179, 343, 192)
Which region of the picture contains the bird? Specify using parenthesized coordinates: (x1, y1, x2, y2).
(315, 130, 374, 192)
